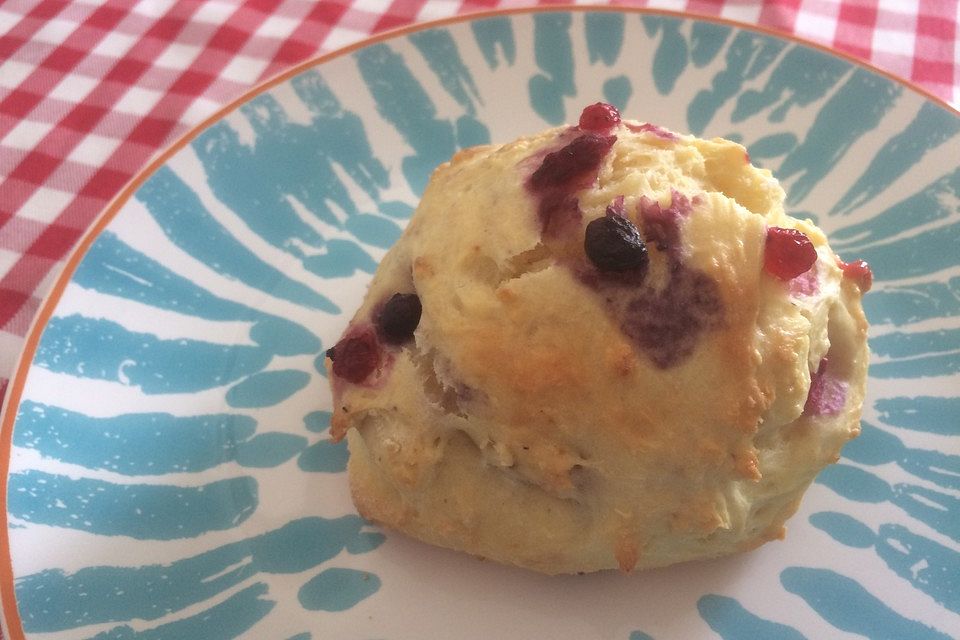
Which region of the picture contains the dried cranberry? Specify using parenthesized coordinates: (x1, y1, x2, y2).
(377, 293, 422, 344)
(330, 327, 380, 383)
(838, 258, 873, 292)
(528, 133, 616, 192)
(579, 102, 621, 133)
(764, 227, 817, 281)
(585, 214, 648, 273)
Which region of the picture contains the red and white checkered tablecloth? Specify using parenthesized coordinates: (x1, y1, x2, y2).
(1, 0, 958, 408)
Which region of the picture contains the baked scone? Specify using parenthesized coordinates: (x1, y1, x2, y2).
(326, 103, 870, 575)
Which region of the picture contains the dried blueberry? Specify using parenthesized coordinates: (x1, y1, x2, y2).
(584, 215, 648, 273)
(377, 293, 422, 344)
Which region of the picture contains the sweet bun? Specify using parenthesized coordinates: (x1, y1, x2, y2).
(325, 103, 870, 574)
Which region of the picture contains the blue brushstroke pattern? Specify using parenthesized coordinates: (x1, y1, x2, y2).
(529, 13, 575, 125)
(876, 524, 960, 613)
(687, 32, 786, 134)
(603, 76, 632, 110)
(832, 102, 960, 215)
(409, 29, 482, 115)
(863, 277, 960, 326)
(628, 633, 654, 640)
(847, 224, 960, 286)
(193, 73, 392, 280)
(810, 510, 959, 611)
(471, 16, 515, 69)
(14, 401, 258, 475)
(313, 352, 328, 377)
(781, 567, 953, 639)
(748, 132, 797, 159)
(290, 68, 392, 202)
(689, 22, 730, 67)
(585, 12, 624, 65)
(298, 439, 348, 472)
(844, 421, 960, 490)
(891, 484, 959, 541)
(136, 166, 337, 311)
(195, 98, 332, 244)
(75, 232, 256, 321)
(225, 369, 311, 408)
(303, 410, 332, 433)
(234, 433, 308, 467)
(344, 213, 404, 249)
(816, 464, 892, 503)
(697, 595, 807, 639)
(346, 530, 387, 554)
(86, 583, 274, 640)
(36, 315, 271, 394)
(15, 516, 380, 632)
(875, 396, 959, 435)
(779, 68, 901, 205)
(456, 114, 489, 149)
(842, 421, 903, 464)
(818, 463, 959, 539)
(248, 317, 320, 356)
(869, 353, 960, 379)
(642, 16, 688, 96)
(870, 328, 959, 359)
(8, 470, 257, 540)
(833, 167, 960, 254)
(733, 46, 848, 123)
(298, 568, 381, 611)
(356, 43, 457, 194)
(809, 511, 876, 548)
(73, 233, 322, 356)
(379, 200, 414, 219)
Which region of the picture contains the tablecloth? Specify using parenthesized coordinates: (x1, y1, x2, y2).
(1, 0, 958, 409)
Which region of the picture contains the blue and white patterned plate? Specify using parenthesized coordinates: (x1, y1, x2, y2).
(2, 8, 958, 639)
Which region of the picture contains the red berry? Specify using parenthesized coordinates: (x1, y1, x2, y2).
(838, 258, 873, 292)
(329, 327, 380, 383)
(764, 227, 817, 281)
(579, 102, 621, 133)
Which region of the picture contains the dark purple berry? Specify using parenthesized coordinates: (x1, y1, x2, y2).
(529, 134, 616, 191)
(584, 214, 648, 273)
(331, 328, 380, 383)
(377, 293, 422, 344)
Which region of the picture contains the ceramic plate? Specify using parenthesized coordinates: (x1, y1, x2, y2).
(2, 8, 958, 640)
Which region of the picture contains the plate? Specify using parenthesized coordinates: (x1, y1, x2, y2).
(2, 8, 959, 639)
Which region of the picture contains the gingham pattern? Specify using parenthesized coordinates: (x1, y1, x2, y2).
(1, 0, 958, 408)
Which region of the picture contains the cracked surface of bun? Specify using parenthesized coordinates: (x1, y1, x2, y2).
(327, 114, 869, 575)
